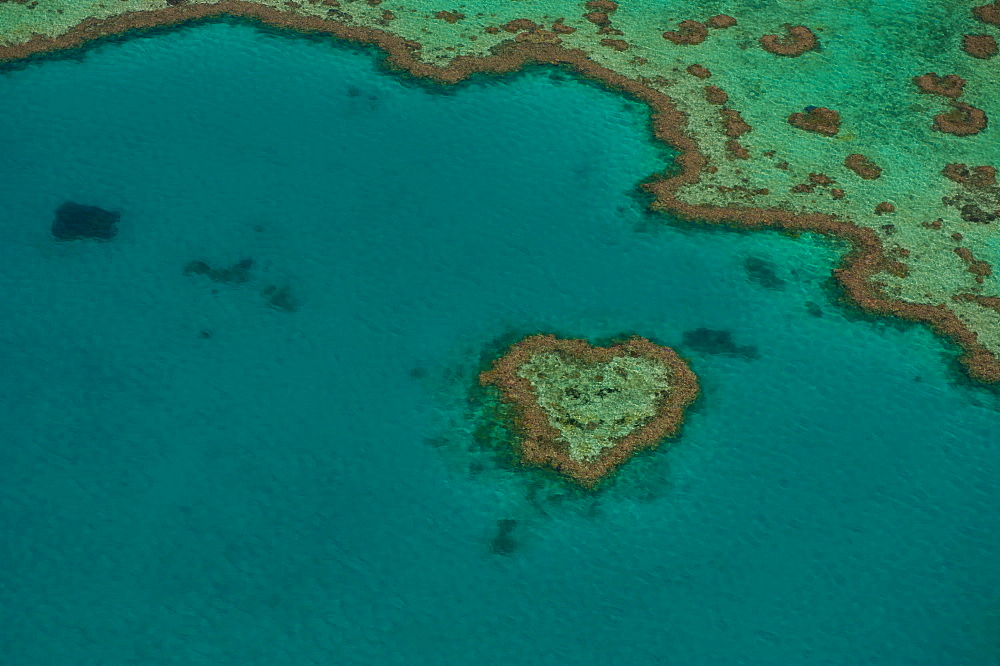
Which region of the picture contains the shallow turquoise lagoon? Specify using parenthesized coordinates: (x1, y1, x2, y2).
(1, 21, 999, 665)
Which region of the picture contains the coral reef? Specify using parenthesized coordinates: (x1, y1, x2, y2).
(845, 154, 882, 180)
(726, 139, 749, 159)
(51, 202, 119, 240)
(434, 10, 462, 23)
(489, 519, 518, 555)
(943, 164, 996, 187)
(720, 108, 751, 137)
(933, 102, 988, 136)
(972, 1, 1000, 26)
(707, 14, 737, 29)
(744, 256, 786, 289)
(5, 0, 1000, 383)
(184, 257, 254, 283)
(955, 247, 993, 283)
(912, 73, 966, 98)
(760, 24, 817, 56)
(682, 328, 759, 359)
(963, 34, 998, 58)
(704, 85, 728, 105)
(479, 335, 698, 487)
(262, 284, 299, 311)
(685, 63, 711, 78)
(788, 106, 841, 136)
(662, 20, 708, 45)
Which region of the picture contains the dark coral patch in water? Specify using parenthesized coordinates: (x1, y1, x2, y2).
(52, 202, 119, 240)
(489, 518, 518, 555)
(262, 284, 299, 312)
(184, 257, 254, 284)
(682, 328, 759, 360)
(744, 256, 786, 290)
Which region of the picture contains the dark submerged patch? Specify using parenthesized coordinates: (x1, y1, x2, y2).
(682, 328, 759, 359)
(52, 201, 119, 240)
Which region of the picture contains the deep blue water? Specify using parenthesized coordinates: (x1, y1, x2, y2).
(1, 21, 999, 665)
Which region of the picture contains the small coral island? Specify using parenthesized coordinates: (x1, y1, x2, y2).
(479, 335, 698, 487)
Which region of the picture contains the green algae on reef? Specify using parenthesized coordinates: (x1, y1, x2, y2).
(479, 335, 699, 487)
(4, 0, 1000, 382)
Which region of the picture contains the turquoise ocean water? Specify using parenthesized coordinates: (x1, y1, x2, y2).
(1, 22, 999, 664)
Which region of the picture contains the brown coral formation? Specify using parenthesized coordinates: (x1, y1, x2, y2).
(479, 335, 699, 487)
(503, 18, 539, 32)
(685, 63, 711, 78)
(600, 38, 628, 51)
(584, 11, 611, 27)
(934, 102, 988, 136)
(844, 154, 882, 180)
(882, 257, 909, 278)
(585, 0, 617, 10)
(953, 292, 1000, 310)
(791, 174, 838, 195)
(720, 108, 751, 137)
(955, 247, 993, 283)
(502, 19, 541, 32)
(704, 85, 728, 105)
(760, 24, 817, 56)
(707, 14, 737, 29)
(972, 1, 1000, 26)
(788, 107, 840, 136)
(963, 34, 998, 59)
(514, 28, 562, 45)
(943, 164, 997, 187)
(875, 202, 895, 215)
(551, 18, 576, 34)
(663, 20, 708, 45)
(726, 139, 749, 159)
(912, 73, 966, 98)
(434, 10, 463, 23)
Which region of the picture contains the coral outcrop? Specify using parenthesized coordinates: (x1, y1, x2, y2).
(51, 202, 119, 240)
(788, 106, 840, 135)
(479, 335, 698, 486)
(760, 24, 817, 56)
